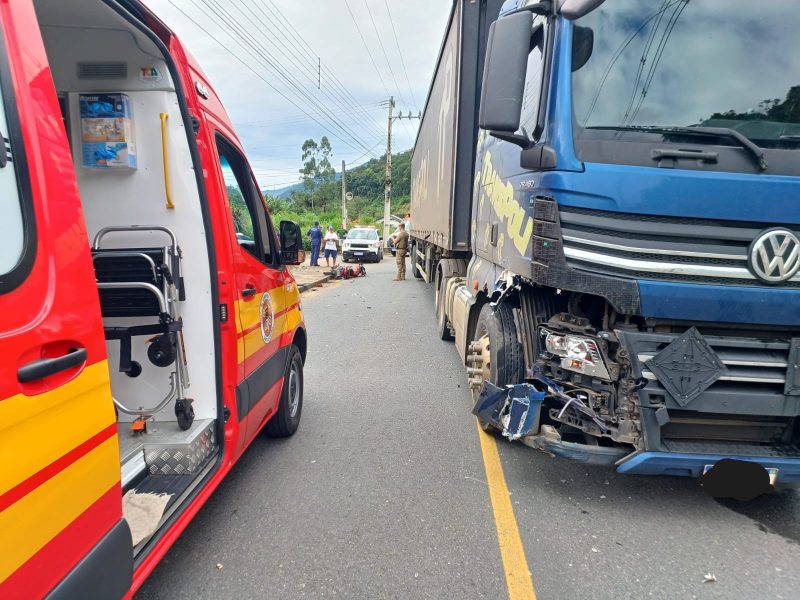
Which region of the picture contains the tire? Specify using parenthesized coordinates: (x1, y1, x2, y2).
(472, 302, 523, 432)
(436, 270, 453, 341)
(265, 345, 303, 437)
(411, 243, 422, 279)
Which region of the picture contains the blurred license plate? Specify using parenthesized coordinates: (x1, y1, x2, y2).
(703, 463, 778, 485)
(354, 251, 363, 256)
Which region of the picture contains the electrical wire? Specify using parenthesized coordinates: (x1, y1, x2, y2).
(343, 0, 392, 99)
(362, 0, 410, 109)
(165, 0, 374, 156)
(620, 0, 669, 125)
(197, 0, 378, 157)
(383, 0, 420, 111)
(239, 0, 386, 142)
(625, 0, 690, 125)
(581, 0, 684, 125)
(257, 0, 387, 141)
(202, 0, 376, 154)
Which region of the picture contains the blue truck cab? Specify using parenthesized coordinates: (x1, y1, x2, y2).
(414, 0, 800, 489)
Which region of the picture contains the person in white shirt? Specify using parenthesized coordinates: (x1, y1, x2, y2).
(324, 225, 339, 268)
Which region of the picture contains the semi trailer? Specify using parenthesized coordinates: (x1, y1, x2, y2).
(410, 0, 800, 488)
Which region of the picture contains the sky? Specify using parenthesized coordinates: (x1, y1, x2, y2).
(145, 0, 452, 190)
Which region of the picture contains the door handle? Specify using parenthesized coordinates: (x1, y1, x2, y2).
(18, 347, 88, 383)
(242, 286, 257, 298)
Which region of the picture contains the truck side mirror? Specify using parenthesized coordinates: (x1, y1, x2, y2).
(558, 0, 607, 20)
(280, 220, 304, 265)
(479, 11, 533, 135)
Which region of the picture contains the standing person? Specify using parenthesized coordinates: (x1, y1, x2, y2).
(390, 222, 409, 281)
(324, 225, 339, 269)
(307, 221, 323, 267)
(404, 212, 412, 235)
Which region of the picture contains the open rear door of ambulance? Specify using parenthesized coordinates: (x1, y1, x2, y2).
(0, 2, 131, 598)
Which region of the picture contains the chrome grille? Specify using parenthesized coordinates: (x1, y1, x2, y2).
(559, 206, 800, 287)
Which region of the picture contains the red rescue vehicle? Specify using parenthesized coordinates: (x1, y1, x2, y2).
(0, 0, 308, 596)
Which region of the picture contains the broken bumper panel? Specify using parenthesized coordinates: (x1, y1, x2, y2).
(616, 451, 800, 484)
(523, 435, 630, 466)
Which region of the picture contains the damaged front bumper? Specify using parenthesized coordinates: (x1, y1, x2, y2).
(472, 381, 629, 467)
(472, 381, 800, 484)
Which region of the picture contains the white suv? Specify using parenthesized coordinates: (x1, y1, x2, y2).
(342, 228, 383, 263)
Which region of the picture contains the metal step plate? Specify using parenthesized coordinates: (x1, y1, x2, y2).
(141, 418, 216, 476)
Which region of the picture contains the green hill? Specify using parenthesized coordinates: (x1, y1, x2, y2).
(266, 149, 412, 244)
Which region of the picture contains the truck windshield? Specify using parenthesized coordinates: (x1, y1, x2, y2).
(571, 0, 800, 150)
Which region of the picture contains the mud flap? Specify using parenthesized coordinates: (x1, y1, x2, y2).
(472, 382, 545, 441)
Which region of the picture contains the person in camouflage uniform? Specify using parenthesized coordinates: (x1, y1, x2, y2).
(391, 222, 409, 281)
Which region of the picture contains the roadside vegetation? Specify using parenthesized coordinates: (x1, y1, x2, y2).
(263, 137, 412, 247)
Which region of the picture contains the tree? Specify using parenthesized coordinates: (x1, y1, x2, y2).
(299, 136, 336, 211)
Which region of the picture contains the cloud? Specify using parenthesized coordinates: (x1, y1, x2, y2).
(145, 0, 451, 188)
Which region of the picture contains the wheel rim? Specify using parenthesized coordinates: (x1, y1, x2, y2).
(287, 363, 300, 418)
(468, 322, 492, 395)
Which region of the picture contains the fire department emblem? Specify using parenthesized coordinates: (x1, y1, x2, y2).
(260, 292, 274, 343)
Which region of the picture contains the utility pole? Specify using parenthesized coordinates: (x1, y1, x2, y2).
(382, 96, 421, 248)
(383, 96, 395, 248)
(341, 159, 348, 229)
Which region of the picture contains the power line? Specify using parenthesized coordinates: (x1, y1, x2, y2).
(346, 141, 385, 166)
(240, 104, 384, 129)
(166, 0, 376, 157)
(343, 0, 392, 99)
(626, 0, 690, 125)
(582, 0, 684, 125)
(361, 0, 410, 108)
(202, 0, 376, 154)
(621, 0, 669, 124)
(196, 0, 378, 157)
(255, 0, 387, 142)
(238, 0, 385, 142)
(382, 0, 419, 111)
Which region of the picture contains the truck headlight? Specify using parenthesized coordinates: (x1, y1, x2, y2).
(542, 329, 610, 380)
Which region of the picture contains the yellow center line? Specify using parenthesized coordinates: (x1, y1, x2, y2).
(476, 420, 537, 600)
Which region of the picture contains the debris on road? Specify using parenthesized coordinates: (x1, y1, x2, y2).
(216, 564, 224, 570)
(703, 573, 717, 583)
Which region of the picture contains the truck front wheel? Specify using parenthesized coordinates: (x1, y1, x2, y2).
(469, 302, 523, 431)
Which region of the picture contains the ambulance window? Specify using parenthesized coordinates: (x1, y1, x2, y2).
(216, 136, 275, 266)
(0, 44, 35, 293)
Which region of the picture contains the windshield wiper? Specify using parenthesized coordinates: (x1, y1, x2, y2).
(587, 125, 768, 171)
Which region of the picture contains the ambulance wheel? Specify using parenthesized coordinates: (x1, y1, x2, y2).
(265, 345, 303, 437)
(125, 361, 142, 378)
(471, 302, 523, 433)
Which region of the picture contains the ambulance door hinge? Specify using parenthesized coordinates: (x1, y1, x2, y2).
(190, 114, 200, 135)
(223, 406, 231, 423)
(219, 303, 229, 322)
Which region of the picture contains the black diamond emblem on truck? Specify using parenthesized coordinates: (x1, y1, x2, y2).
(648, 327, 727, 407)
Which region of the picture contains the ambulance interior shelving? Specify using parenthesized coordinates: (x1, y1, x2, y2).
(33, 0, 221, 551)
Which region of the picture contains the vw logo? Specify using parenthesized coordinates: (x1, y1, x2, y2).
(748, 228, 800, 283)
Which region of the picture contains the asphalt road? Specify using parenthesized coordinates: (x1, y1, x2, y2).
(138, 259, 800, 600)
